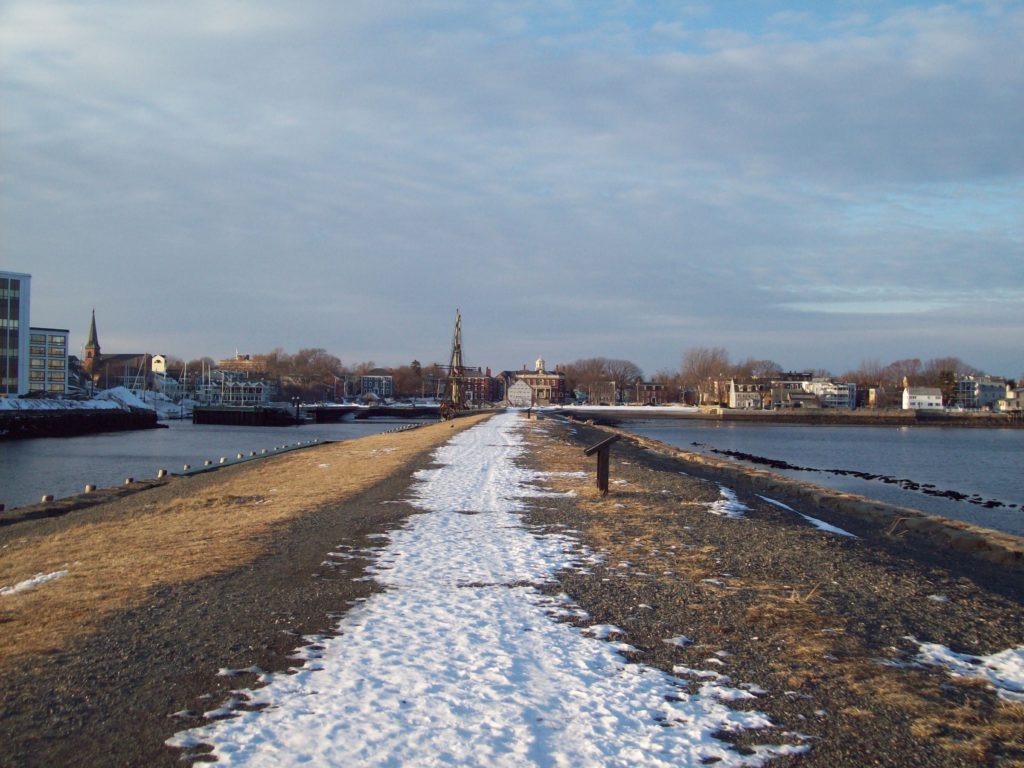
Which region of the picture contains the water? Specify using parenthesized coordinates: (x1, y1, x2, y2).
(0, 418, 421, 511)
(621, 420, 1024, 536)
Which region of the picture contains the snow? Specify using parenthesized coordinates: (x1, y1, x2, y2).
(757, 496, 857, 538)
(707, 484, 750, 518)
(0, 569, 68, 596)
(0, 396, 120, 412)
(541, 405, 701, 414)
(913, 640, 1024, 702)
(170, 412, 803, 766)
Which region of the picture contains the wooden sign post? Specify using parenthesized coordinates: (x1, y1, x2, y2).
(583, 434, 621, 496)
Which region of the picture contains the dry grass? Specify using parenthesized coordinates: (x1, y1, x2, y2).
(0, 415, 491, 667)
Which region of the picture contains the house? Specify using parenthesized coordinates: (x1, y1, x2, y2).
(360, 369, 394, 399)
(903, 387, 943, 410)
(633, 379, 666, 405)
(803, 379, 856, 410)
(728, 380, 768, 410)
(81, 310, 153, 391)
(500, 358, 566, 406)
(955, 376, 1009, 410)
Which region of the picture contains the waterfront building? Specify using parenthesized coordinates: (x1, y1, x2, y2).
(361, 369, 394, 399)
(0, 270, 31, 396)
(903, 387, 943, 410)
(728, 380, 769, 410)
(803, 380, 856, 410)
(955, 376, 1009, 410)
(28, 327, 69, 395)
(633, 378, 667, 405)
(500, 358, 566, 406)
(81, 311, 153, 391)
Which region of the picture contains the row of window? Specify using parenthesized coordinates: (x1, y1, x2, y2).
(29, 334, 66, 345)
(0, 319, 21, 329)
(29, 346, 66, 356)
(29, 371, 66, 382)
(30, 358, 67, 370)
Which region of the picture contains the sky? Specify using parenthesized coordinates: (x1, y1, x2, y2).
(2, 1, 1022, 377)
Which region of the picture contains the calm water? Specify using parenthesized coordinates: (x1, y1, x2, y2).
(0, 418, 421, 511)
(622, 420, 1024, 536)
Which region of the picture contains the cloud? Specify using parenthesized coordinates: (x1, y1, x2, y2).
(2, 1, 1021, 376)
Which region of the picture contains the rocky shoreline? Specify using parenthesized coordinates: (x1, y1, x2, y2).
(1, 413, 1020, 766)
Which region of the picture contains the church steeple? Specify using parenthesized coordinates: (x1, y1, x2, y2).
(84, 309, 100, 375)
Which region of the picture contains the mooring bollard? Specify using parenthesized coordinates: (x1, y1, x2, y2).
(219, 457, 227, 464)
(204, 459, 213, 466)
(237, 453, 244, 459)
(84, 484, 96, 493)
(583, 435, 621, 496)
(41, 494, 54, 503)
(157, 469, 168, 478)
(183, 464, 191, 471)
(124, 478, 134, 485)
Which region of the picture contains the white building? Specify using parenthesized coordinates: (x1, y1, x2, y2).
(0, 270, 31, 396)
(804, 380, 856, 410)
(361, 369, 394, 399)
(902, 387, 943, 410)
(506, 379, 534, 407)
(28, 327, 69, 395)
(955, 376, 1009, 410)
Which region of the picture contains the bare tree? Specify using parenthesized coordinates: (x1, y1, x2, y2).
(680, 347, 731, 405)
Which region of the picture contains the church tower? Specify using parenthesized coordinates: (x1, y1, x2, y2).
(83, 309, 100, 377)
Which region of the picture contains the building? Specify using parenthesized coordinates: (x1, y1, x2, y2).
(502, 358, 566, 405)
(728, 380, 769, 410)
(955, 376, 1009, 410)
(633, 379, 667, 405)
(903, 387, 943, 410)
(0, 270, 31, 396)
(803, 379, 856, 410)
(506, 379, 534, 407)
(81, 310, 152, 391)
(28, 327, 69, 395)
(361, 369, 394, 399)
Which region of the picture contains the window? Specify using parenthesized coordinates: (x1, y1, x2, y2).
(48, 371, 65, 382)
(30, 357, 45, 369)
(30, 346, 47, 356)
(30, 334, 47, 344)
(49, 335, 66, 344)
(30, 370, 44, 381)
(48, 359, 65, 369)
(49, 346, 66, 356)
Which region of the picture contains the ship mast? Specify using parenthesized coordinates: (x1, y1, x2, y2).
(447, 309, 465, 409)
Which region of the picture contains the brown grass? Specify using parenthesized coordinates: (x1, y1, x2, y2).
(0, 415, 491, 667)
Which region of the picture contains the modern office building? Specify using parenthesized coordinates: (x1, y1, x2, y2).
(28, 327, 69, 395)
(0, 270, 31, 397)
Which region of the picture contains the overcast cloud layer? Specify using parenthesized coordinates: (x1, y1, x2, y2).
(2, 1, 1022, 376)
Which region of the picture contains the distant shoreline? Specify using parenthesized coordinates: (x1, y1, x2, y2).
(545, 405, 1024, 428)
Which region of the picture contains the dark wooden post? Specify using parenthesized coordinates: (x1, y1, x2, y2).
(584, 435, 621, 496)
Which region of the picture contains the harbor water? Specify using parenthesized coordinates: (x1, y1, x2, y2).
(0, 418, 420, 511)
(621, 420, 1024, 536)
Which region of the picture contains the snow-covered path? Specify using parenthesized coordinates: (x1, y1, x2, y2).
(170, 412, 796, 766)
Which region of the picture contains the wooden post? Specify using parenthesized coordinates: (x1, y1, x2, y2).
(584, 435, 621, 496)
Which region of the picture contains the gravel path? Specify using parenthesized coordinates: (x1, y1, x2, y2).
(1, 414, 1021, 767)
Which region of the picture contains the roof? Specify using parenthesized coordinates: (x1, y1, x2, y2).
(906, 387, 942, 396)
(86, 309, 99, 349)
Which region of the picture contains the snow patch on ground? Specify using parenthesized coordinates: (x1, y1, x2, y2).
(913, 640, 1024, 702)
(170, 412, 802, 766)
(707, 485, 749, 518)
(757, 495, 857, 538)
(0, 569, 68, 596)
